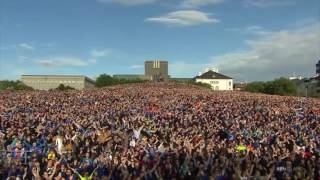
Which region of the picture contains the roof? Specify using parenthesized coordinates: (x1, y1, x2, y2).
(113, 74, 144, 77)
(22, 74, 86, 77)
(195, 70, 233, 80)
(145, 60, 168, 63)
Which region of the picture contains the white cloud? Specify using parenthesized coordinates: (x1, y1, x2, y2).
(90, 49, 111, 58)
(19, 43, 35, 50)
(97, 0, 156, 5)
(243, 0, 295, 7)
(129, 64, 143, 69)
(145, 10, 219, 26)
(226, 25, 271, 36)
(210, 22, 320, 81)
(181, 0, 224, 8)
(35, 57, 88, 68)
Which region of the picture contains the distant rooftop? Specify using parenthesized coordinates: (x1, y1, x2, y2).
(22, 74, 87, 77)
(145, 60, 168, 63)
(195, 70, 233, 80)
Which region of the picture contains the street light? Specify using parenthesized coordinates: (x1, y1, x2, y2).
(305, 85, 308, 98)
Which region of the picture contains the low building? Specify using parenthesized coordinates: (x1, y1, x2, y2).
(21, 75, 95, 90)
(289, 75, 303, 80)
(296, 78, 320, 98)
(195, 70, 233, 91)
(113, 74, 150, 80)
(170, 78, 193, 82)
(234, 83, 247, 91)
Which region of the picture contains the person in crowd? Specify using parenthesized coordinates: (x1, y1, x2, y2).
(0, 83, 319, 179)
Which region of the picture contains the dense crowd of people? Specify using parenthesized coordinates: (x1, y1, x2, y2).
(0, 83, 320, 180)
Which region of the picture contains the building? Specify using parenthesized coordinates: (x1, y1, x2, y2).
(113, 60, 170, 81)
(234, 83, 247, 91)
(170, 78, 193, 82)
(317, 60, 320, 76)
(21, 75, 95, 90)
(194, 69, 233, 91)
(113, 74, 149, 80)
(289, 75, 303, 80)
(145, 60, 169, 81)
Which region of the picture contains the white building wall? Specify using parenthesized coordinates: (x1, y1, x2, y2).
(196, 79, 233, 91)
(21, 76, 93, 90)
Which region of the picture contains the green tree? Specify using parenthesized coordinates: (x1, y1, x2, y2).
(0, 80, 33, 91)
(96, 74, 147, 87)
(244, 78, 297, 96)
(263, 81, 276, 95)
(271, 78, 297, 95)
(244, 82, 265, 93)
(187, 80, 212, 89)
(55, 84, 75, 91)
(95, 74, 115, 87)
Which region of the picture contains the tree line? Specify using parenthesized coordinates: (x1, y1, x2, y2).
(244, 78, 298, 96)
(95, 74, 148, 87)
(0, 80, 33, 91)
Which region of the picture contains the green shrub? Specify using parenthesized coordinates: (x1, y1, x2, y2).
(95, 74, 147, 87)
(244, 78, 297, 96)
(244, 82, 265, 93)
(0, 80, 33, 91)
(187, 80, 212, 89)
(55, 84, 75, 91)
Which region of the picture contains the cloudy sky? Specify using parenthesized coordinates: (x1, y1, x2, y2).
(0, 0, 319, 82)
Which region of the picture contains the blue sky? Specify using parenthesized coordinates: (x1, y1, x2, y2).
(0, 0, 319, 81)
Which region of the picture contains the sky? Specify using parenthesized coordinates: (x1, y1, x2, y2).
(0, 0, 319, 82)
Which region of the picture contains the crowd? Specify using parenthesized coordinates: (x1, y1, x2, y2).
(0, 83, 320, 180)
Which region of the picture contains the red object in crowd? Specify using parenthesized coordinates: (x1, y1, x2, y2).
(304, 151, 312, 159)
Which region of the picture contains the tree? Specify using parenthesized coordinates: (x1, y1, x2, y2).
(244, 82, 265, 93)
(56, 84, 75, 91)
(0, 80, 33, 91)
(244, 78, 297, 96)
(95, 74, 147, 87)
(270, 78, 297, 96)
(95, 74, 115, 87)
(186, 80, 212, 89)
(14, 82, 34, 91)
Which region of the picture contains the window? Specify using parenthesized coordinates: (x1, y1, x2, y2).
(229, 81, 232, 86)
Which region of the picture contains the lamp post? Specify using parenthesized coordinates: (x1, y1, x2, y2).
(305, 85, 308, 98)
